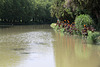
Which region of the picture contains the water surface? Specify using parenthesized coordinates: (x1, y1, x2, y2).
(0, 25, 100, 67)
(53, 32, 100, 67)
(0, 25, 55, 67)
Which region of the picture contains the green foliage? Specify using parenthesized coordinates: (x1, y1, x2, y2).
(87, 31, 100, 44)
(51, 22, 100, 44)
(50, 1, 75, 22)
(50, 0, 65, 18)
(0, 0, 56, 24)
(59, 28, 64, 33)
(66, 0, 100, 28)
(75, 14, 94, 31)
(51, 0, 100, 28)
(50, 23, 56, 28)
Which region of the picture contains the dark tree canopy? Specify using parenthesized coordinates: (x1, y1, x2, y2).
(0, 0, 56, 25)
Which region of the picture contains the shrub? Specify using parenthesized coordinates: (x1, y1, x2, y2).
(50, 23, 56, 28)
(87, 31, 100, 44)
(75, 14, 94, 32)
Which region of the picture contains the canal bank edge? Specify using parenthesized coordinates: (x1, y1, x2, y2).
(50, 23, 100, 45)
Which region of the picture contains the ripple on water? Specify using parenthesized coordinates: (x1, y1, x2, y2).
(20, 52, 36, 54)
(12, 48, 26, 51)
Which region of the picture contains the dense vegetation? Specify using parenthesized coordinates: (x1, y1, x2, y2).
(75, 14, 94, 31)
(50, 0, 100, 30)
(50, 0, 100, 44)
(0, 0, 99, 25)
(0, 0, 56, 25)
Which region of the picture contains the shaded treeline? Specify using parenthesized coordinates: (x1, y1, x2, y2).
(0, 0, 56, 25)
(50, 0, 100, 28)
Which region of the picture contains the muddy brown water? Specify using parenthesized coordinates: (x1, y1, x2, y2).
(0, 25, 100, 67)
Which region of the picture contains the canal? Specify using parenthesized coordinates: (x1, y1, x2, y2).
(0, 25, 100, 67)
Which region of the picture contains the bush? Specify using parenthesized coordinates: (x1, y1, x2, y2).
(75, 14, 94, 31)
(87, 31, 100, 44)
(50, 23, 56, 28)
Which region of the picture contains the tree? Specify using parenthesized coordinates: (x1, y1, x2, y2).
(0, 0, 56, 24)
(64, 0, 100, 24)
(50, 0, 100, 27)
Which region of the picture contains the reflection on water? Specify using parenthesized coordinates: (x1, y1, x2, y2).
(0, 25, 100, 67)
(0, 25, 55, 67)
(53, 32, 100, 67)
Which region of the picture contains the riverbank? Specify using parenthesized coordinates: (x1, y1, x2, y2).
(50, 23, 100, 45)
